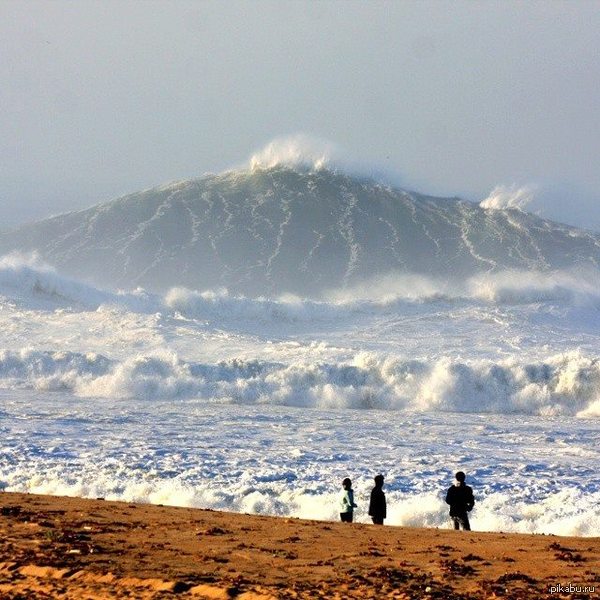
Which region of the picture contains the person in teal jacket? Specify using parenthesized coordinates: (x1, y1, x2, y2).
(340, 477, 357, 522)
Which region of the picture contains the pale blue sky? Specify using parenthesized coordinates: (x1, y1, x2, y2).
(1, 0, 599, 229)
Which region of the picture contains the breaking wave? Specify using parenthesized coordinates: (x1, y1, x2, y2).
(3, 253, 600, 317)
(244, 134, 402, 187)
(171, 268, 600, 313)
(164, 287, 342, 322)
(0, 252, 113, 308)
(2, 255, 600, 416)
(480, 184, 536, 211)
(248, 134, 336, 172)
(468, 269, 600, 305)
(0, 252, 155, 312)
(1, 348, 599, 417)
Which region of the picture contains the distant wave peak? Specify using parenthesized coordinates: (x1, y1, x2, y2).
(248, 135, 336, 172)
(480, 184, 536, 211)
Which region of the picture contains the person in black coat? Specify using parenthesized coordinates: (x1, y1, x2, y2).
(368, 474, 387, 525)
(445, 471, 475, 530)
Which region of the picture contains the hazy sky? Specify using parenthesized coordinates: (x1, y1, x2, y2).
(2, 0, 600, 230)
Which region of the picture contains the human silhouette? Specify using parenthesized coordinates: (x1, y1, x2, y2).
(445, 471, 475, 530)
(368, 474, 386, 525)
(339, 477, 357, 522)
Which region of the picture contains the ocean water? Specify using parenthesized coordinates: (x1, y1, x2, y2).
(0, 253, 599, 536)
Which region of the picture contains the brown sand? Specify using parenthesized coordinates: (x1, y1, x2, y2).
(0, 492, 597, 599)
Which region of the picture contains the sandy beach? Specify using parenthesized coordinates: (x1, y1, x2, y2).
(0, 492, 597, 599)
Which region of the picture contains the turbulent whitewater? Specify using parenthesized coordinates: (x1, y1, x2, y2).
(0, 252, 599, 536)
(2, 165, 600, 295)
(1, 158, 599, 536)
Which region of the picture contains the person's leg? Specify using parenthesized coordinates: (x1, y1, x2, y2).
(462, 514, 471, 531)
(372, 517, 383, 525)
(340, 512, 352, 523)
(455, 514, 470, 530)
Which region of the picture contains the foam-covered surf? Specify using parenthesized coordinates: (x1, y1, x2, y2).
(1, 255, 600, 417)
(1, 348, 599, 416)
(1, 256, 600, 535)
(1, 392, 598, 537)
(0, 252, 155, 312)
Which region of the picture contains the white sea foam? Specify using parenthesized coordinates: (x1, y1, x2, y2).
(166, 269, 600, 325)
(1, 393, 598, 536)
(468, 268, 600, 305)
(3, 252, 600, 317)
(10, 473, 599, 536)
(1, 257, 600, 418)
(0, 251, 109, 308)
(330, 268, 600, 307)
(164, 287, 340, 323)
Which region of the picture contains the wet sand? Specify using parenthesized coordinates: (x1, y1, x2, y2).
(0, 492, 597, 599)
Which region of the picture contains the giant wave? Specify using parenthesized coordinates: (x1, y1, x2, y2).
(2, 147, 600, 296)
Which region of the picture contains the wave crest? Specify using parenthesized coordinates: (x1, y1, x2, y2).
(3, 254, 600, 317)
(248, 134, 335, 172)
(480, 185, 536, 211)
(1, 348, 599, 416)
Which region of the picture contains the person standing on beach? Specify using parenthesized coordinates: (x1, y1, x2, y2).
(368, 474, 386, 525)
(445, 471, 475, 530)
(339, 477, 357, 522)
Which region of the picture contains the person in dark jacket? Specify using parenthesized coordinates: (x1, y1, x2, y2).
(445, 471, 475, 530)
(368, 474, 386, 525)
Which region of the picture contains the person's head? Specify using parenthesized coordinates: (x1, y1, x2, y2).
(374, 474, 384, 487)
(455, 471, 466, 484)
(342, 477, 352, 489)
